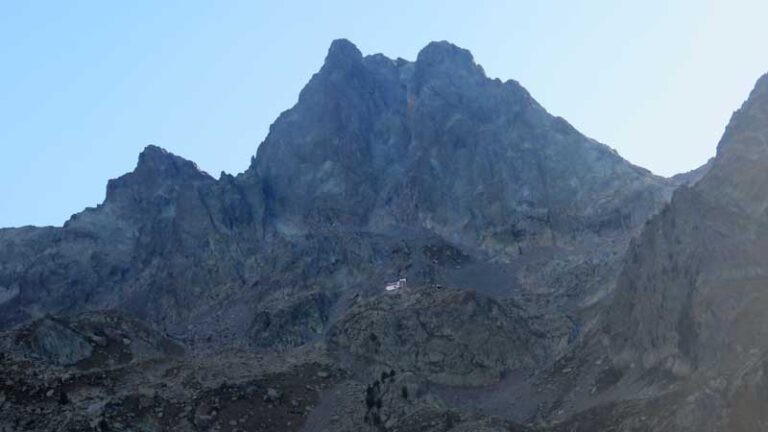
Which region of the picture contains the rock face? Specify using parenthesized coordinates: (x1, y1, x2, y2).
(536, 74, 768, 432)
(250, 291, 337, 349)
(0, 145, 269, 337)
(0, 39, 692, 431)
(5, 312, 183, 370)
(26, 318, 94, 366)
(329, 286, 536, 386)
(610, 74, 768, 372)
(255, 40, 670, 252)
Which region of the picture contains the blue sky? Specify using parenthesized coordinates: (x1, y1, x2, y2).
(2, 0, 767, 227)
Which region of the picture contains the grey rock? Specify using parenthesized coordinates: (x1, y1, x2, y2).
(330, 286, 536, 386)
(264, 387, 283, 402)
(547, 73, 768, 431)
(27, 318, 93, 366)
(609, 73, 768, 374)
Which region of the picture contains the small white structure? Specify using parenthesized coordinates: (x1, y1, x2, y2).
(385, 278, 407, 292)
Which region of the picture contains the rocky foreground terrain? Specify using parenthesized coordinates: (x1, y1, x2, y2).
(1, 40, 766, 431)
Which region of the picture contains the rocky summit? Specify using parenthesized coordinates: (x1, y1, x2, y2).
(1, 39, 765, 431)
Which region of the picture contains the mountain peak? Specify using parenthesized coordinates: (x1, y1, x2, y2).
(134, 145, 208, 178)
(711, 72, 768, 165)
(418, 40, 471, 60)
(137, 144, 173, 165)
(752, 72, 768, 98)
(104, 146, 212, 204)
(734, 72, 768, 118)
(416, 40, 483, 77)
(322, 38, 363, 70)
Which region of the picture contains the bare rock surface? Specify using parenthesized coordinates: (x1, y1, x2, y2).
(329, 286, 536, 386)
(536, 74, 768, 431)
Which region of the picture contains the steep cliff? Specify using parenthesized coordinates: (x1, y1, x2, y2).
(542, 74, 768, 432)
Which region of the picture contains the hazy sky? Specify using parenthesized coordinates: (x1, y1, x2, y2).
(2, 1, 768, 228)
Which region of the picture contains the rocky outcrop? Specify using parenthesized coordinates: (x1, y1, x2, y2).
(536, 74, 768, 431)
(0, 145, 270, 335)
(5, 312, 183, 370)
(609, 73, 768, 373)
(250, 291, 337, 349)
(670, 157, 713, 186)
(329, 286, 537, 386)
(26, 318, 93, 366)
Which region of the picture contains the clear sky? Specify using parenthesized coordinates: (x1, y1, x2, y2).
(2, 0, 768, 228)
